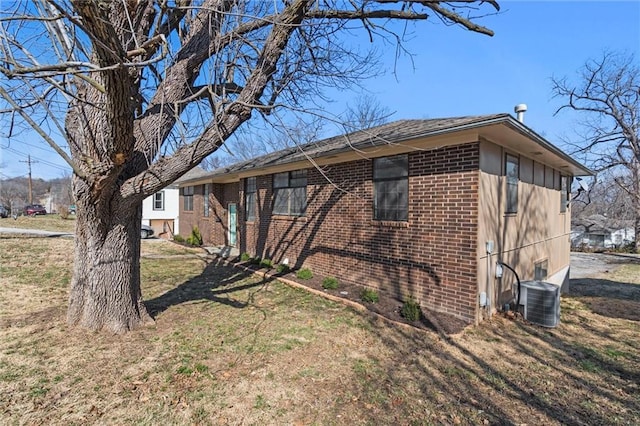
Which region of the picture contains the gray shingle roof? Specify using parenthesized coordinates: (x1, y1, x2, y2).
(209, 114, 509, 176)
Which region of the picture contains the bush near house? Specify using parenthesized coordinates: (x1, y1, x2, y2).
(186, 227, 203, 246)
(296, 268, 313, 280)
(401, 297, 422, 321)
(322, 277, 339, 290)
(361, 288, 379, 303)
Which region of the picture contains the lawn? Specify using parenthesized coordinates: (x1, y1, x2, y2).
(0, 214, 76, 233)
(1, 237, 639, 425)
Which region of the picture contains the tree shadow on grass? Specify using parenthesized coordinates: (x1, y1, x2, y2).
(145, 258, 272, 318)
(568, 277, 640, 321)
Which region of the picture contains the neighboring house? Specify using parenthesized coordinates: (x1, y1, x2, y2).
(571, 215, 635, 249)
(177, 113, 591, 325)
(142, 167, 207, 239)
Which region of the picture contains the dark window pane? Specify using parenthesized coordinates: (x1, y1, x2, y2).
(273, 188, 289, 215)
(373, 155, 409, 179)
(505, 155, 519, 213)
(506, 182, 518, 213)
(246, 192, 256, 221)
(274, 173, 288, 188)
(246, 177, 256, 193)
(290, 187, 306, 215)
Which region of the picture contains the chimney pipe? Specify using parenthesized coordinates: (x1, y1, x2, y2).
(514, 104, 527, 123)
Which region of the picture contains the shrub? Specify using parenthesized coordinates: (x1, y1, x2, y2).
(361, 288, 379, 303)
(173, 234, 184, 243)
(401, 297, 422, 321)
(276, 264, 290, 273)
(322, 277, 339, 289)
(260, 258, 273, 268)
(186, 226, 203, 246)
(296, 268, 313, 280)
(240, 252, 252, 262)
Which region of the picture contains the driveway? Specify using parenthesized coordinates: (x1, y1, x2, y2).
(0, 227, 73, 237)
(571, 252, 640, 279)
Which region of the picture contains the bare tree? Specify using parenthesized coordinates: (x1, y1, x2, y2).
(0, 0, 499, 333)
(342, 93, 394, 132)
(552, 51, 640, 251)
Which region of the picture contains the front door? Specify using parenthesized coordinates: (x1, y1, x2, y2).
(228, 203, 237, 246)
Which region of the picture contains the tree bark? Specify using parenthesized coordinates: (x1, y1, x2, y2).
(67, 179, 152, 333)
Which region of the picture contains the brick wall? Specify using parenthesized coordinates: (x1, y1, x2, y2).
(179, 182, 238, 246)
(237, 143, 480, 323)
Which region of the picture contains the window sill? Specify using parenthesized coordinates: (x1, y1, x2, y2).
(272, 215, 307, 222)
(371, 220, 409, 228)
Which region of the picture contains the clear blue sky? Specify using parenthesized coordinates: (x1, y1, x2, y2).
(1, 1, 639, 180)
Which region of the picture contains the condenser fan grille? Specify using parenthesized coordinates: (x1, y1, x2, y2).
(520, 281, 560, 327)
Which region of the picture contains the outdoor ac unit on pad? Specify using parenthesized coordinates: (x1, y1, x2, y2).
(518, 281, 560, 327)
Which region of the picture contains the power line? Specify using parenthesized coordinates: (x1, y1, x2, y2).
(5, 147, 71, 172)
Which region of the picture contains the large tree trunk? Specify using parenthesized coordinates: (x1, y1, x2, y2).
(67, 182, 152, 333)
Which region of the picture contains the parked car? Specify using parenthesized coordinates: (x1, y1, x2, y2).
(23, 204, 47, 216)
(0, 206, 8, 218)
(141, 224, 154, 239)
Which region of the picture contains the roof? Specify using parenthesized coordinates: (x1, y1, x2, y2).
(178, 114, 592, 185)
(172, 166, 208, 186)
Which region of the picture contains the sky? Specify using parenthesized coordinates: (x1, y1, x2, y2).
(1, 0, 639, 180)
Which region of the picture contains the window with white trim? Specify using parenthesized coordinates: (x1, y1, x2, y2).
(153, 191, 164, 211)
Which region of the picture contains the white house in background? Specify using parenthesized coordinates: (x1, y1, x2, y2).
(142, 167, 208, 239)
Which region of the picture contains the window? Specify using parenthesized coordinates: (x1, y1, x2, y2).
(183, 186, 194, 211)
(534, 259, 548, 281)
(153, 191, 164, 211)
(203, 184, 210, 217)
(245, 177, 256, 221)
(560, 176, 569, 213)
(373, 154, 408, 221)
(505, 154, 519, 214)
(273, 170, 306, 216)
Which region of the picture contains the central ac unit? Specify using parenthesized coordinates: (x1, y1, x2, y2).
(518, 281, 560, 327)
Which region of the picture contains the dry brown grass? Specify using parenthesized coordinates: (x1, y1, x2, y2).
(0, 214, 76, 233)
(1, 237, 639, 425)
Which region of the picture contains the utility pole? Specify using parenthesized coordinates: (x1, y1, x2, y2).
(19, 155, 38, 205)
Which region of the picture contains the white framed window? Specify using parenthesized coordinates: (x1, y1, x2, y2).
(153, 191, 164, 211)
(373, 154, 408, 221)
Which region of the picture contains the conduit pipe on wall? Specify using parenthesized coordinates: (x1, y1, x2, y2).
(497, 261, 521, 310)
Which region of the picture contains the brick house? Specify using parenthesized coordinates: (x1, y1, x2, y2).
(177, 114, 591, 324)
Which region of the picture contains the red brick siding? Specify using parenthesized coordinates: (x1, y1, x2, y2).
(238, 143, 480, 323)
(179, 182, 239, 246)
